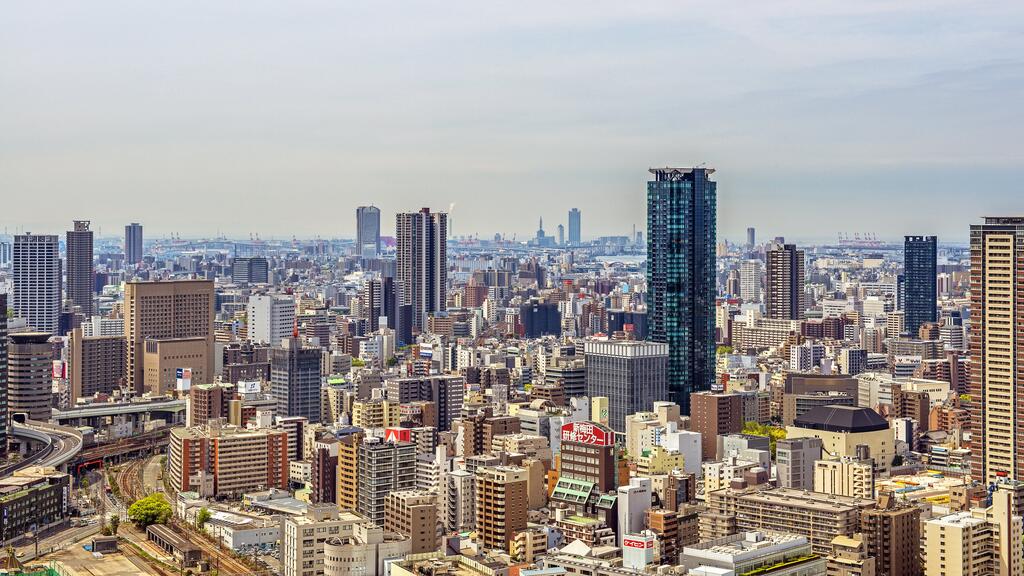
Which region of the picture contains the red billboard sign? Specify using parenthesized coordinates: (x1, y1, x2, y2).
(561, 421, 614, 447)
(384, 428, 412, 443)
(623, 538, 653, 549)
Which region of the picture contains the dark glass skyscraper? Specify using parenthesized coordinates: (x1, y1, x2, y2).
(66, 220, 94, 317)
(124, 222, 143, 267)
(904, 235, 937, 335)
(647, 167, 717, 414)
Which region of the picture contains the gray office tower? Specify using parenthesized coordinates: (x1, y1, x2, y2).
(125, 223, 143, 267)
(747, 227, 756, 248)
(66, 220, 94, 317)
(356, 206, 382, 257)
(647, 167, 717, 414)
(232, 256, 269, 285)
(396, 208, 447, 332)
(0, 294, 7, 457)
(568, 208, 581, 246)
(271, 336, 323, 423)
(584, 339, 668, 432)
(904, 235, 937, 335)
(13, 234, 62, 335)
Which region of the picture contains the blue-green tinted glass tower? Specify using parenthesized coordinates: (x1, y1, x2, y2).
(647, 167, 716, 414)
(904, 235, 937, 335)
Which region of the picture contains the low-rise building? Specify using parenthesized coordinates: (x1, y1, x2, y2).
(282, 504, 410, 576)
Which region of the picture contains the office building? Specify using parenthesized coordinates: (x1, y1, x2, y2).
(12, 234, 61, 334)
(357, 437, 416, 526)
(271, 335, 323, 423)
(690, 391, 743, 461)
(584, 339, 668, 432)
(969, 217, 1024, 483)
(384, 490, 437, 554)
(356, 205, 382, 257)
(0, 467, 72, 546)
(680, 532, 825, 575)
(247, 294, 296, 346)
(168, 423, 289, 497)
(124, 222, 143, 266)
(766, 243, 805, 320)
(7, 333, 53, 422)
(746, 227, 755, 248)
(904, 235, 937, 335)
(396, 208, 447, 332)
(775, 437, 822, 490)
(231, 256, 269, 285)
(787, 405, 894, 475)
(647, 167, 716, 413)
(475, 465, 527, 552)
(125, 280, 214, 395)
(282, 504, 410, 576)
(68, 327, 126, 403)
(568, 208, 581, 245)
(558, 421, 617, 492)
(66, 220, 94, 317)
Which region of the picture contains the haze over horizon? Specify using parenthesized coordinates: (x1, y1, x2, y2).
(3, 1, 1022, 242)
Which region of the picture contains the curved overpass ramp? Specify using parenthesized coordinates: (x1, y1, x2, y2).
(5, 420, 84, 473)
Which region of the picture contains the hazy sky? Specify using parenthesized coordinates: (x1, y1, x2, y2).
(2, 1, 1022, 243)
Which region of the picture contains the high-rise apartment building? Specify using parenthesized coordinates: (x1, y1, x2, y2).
(168, 423, 289, 497)
(124, 222, 143, 267)
(970, 217, 1024, 483)
(584, 339, 668, 432)
(68, 327, 126, 403)
(357, 438, 416, 526)
(270, 336, 322, 423)
(384, 490, 438, 553)
(356, 206, 382, 257)
(124, 280, 214, 395)
(13, 234, 61, 334)
(8, 333, 54, 422)
(647, 167, 716, 413)
(568, 208, 581, 245)
(0, 295, 8, 456)
(384, 375, 465, 431)
(247, 294, 296, 346)
(746, 227, 756, 248)
(475, 466, 527, 552)
(861, 493, 922, 576)
(739, 260, 762, 304)
(66, 220, 94, 317)
(690, 391, 743, 461)
(396, 208, 447, 332)
(766, 243, 805, 320)
(904, 235, 937, 335)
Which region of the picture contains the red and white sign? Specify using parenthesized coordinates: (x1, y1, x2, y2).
(623, 538, 654, 549)
(384, 428, 412, 443)
(561, 422, 614, 447)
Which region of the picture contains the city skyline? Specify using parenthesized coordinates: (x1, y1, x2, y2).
(4, 2, 1023, 241)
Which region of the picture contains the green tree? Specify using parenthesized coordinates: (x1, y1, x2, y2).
(351, 357, 366, 367)
(386, 356, 398, 367)
(742, 421, 787, 456)
(109, 514, 120, 535)
(196, 507, 212, 528)
(127, 494, 172, 528)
